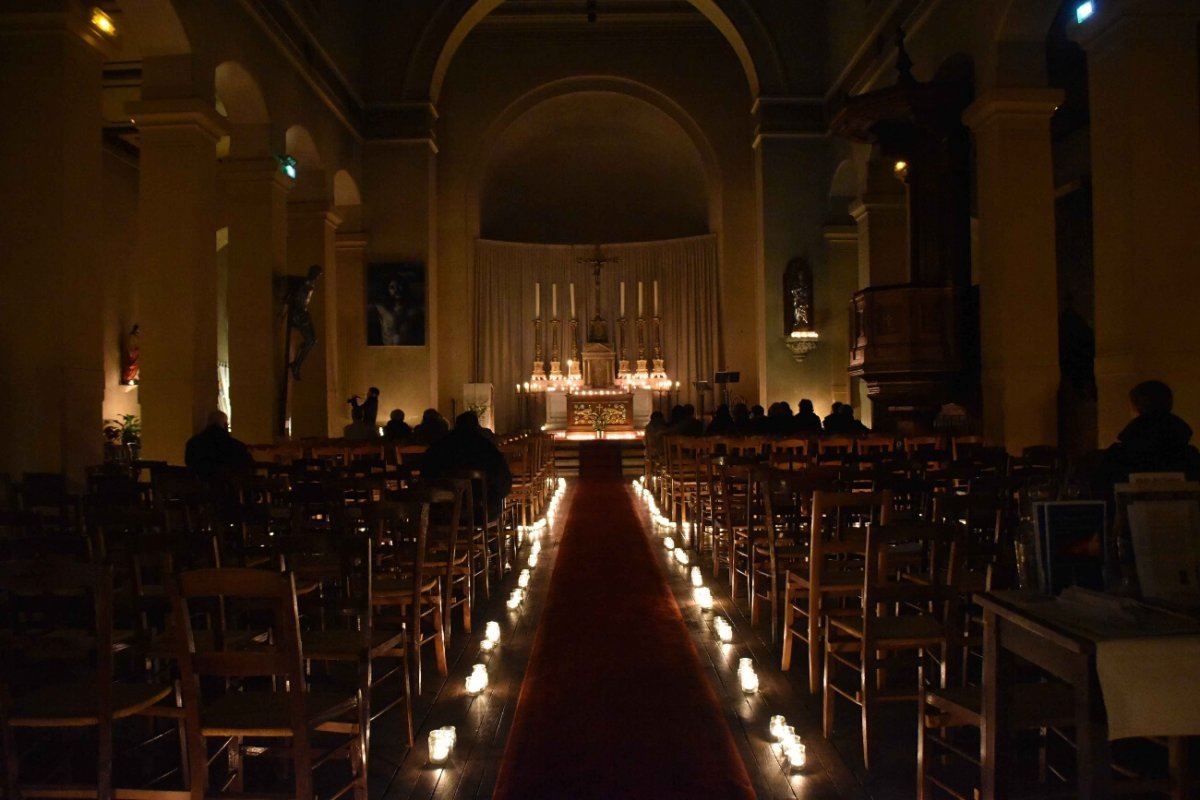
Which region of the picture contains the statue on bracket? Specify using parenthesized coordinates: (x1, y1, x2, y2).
(282, 265, 322, 380)
(783, 257, 815, 334)
(121, 323, 140, 386)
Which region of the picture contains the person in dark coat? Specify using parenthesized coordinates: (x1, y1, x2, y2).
(421, 412, 512, 519)
(793, 398, 822, 434)
(384, 409, 412, 440)
(1099, 380, 1200, 487)
(349, 387, 380, 428)
(706, 404, 736, 436)
(185, 411, 254, 482)
(412, 408, 450, 445)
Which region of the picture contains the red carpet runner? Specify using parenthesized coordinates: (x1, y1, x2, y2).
(492, 453, 755, 799)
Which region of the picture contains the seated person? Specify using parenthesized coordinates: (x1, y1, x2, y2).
(384, 409, 412, 440)
(412, 408, 450, 445)
(342, 405, 377, 440)
(793, 398, 822, 434)
(185, 410, 254, 482)
(420, 412, 512, 520)
(1099, 380, 1200, 486)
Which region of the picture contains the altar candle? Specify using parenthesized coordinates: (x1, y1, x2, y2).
(638, 281, 644, 317)
(552, 283, 557, 317)
(620, 281, 626, 316)
(654, 280, 659, 315)
(535, 282, 540, 317)
(570, 283, 576, 318)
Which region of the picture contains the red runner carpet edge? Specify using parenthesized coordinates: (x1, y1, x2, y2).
(491, 469, 756, 800)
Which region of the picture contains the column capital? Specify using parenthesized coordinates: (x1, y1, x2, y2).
(0, 0, 119, 58)
(963, 88, 1064, 131)
(365, 102, 439, 151)
(751, 96, 825, 147)
(823, 224, 857, 244)
(848, 195, 905, 221)
(288, 200, 343, 231)
(219, 157, 294, 192)
(335, 231, 368, 251)
(128, 98, 228, 143)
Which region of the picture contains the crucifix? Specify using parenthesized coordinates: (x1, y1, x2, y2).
(576, 246, 619, 316)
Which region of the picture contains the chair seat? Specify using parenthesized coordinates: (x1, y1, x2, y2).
(830, 613, 945, 643)
(9, 681, 173, 727)
(302, 627, 406, 660)
(927, 682, 1075, 728)
(787, 567, 863, 590)
(373, 575, 439, 599)
(146, 627, 269, 658)
(199, 689, 359, 737)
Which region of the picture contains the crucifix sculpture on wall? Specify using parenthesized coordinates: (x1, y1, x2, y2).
(577, 246, 619, 344)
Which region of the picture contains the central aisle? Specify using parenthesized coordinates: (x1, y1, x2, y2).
(492, 458, 756, 799)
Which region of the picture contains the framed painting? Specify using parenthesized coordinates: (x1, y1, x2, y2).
(366, 262, 426, 346)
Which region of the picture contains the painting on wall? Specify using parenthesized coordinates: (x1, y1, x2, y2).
(366, 262, 426, 346)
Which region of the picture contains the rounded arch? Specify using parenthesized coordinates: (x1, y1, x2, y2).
(214, 61, 269, 124)
(333, 170, 362, 207)
(466, 75, 724, 243)
(113, 0, 190, 56)
(829, 159, 859, 201)
(405, 0, 785, 106)
(284, 124, 323, 170)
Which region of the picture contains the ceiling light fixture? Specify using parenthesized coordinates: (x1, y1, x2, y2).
(90, 7, 117, 37)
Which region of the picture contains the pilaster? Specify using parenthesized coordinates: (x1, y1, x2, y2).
(220, 157, 292, 445)
(287, 202, 342, 437)
(1071, 0, 1200, 442)
(964, 88, 1063, 451)
(823, 224, 857, 415)
(0, 1, 108, 481)
(129, 97, 226, 462)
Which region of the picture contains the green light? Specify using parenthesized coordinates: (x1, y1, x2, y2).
(278, 154, 298, 180)
(1075, 2, 1094, 23)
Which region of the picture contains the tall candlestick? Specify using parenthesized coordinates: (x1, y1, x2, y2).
(570, 283, 576, 318)
(620, 281, 626, 316)
(638, 281, 644, 317)
(551, 283, 557, 317)
(654, 280, 659, 316)
(535, 282, 540, 317)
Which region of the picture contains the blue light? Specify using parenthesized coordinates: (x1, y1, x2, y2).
(1076, 1, 1094, 23)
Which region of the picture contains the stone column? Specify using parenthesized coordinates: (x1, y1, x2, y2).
(0, 1, 108, 480)
(849, 159, 909, 289)
(363, 108, 438, 418)
(964, 88, 1063, 451)
(752, 97, 830, 405)
(220, 157, 291, 445)
(1072, 0, 1200, 442)
(823, 224, 858, 416)
(0, 1, 108, 482)
(128, 96, 226, 463)
(286, 202, 341, 437)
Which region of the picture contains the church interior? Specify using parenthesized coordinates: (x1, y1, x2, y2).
(1, 0, 1199, 798)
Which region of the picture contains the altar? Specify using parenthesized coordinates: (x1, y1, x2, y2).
(523, 247, 673, 435)
(544, 388, 654, 433)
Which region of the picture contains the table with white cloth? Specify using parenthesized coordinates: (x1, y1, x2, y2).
(976, 589, 1200, 799)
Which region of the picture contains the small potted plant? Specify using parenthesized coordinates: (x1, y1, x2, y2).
(103, 414, 141, 463)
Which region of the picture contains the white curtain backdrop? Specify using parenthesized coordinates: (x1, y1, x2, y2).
(473, 235, 722, 433)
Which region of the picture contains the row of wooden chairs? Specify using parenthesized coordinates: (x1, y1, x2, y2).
(0, 484, 514, 799)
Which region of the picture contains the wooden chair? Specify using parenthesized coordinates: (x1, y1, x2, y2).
(816, 437, 856, 466)
(453, 469, 499, 600)
(766, 436, 811, 471)
(279, 530, 414, 748)
(365, 498, 445, 696)
(782, 489, 891, 693)
(422, 480, 470, 640)
(752, 468, 840, 640)
(170, 567, 367, 800)
(0, 559, 174, 800)
(722, 462, 758, 599)
(823, 520, 964, 770)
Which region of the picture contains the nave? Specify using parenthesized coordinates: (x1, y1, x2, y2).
(382, 445, 889, 800)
